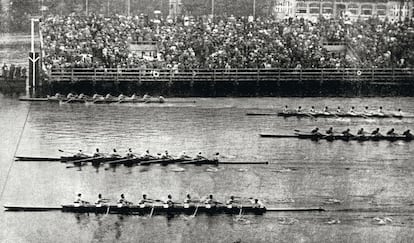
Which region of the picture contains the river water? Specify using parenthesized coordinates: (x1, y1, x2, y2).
(0, 94, 413, 242)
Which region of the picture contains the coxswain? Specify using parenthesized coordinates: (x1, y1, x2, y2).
(93, 148, 104, 157)
(74, 193, 89, 205)
(371, 128, 382, 136)
(283, 105, 289, 113)
(336, 106, 341, 113)
(296, 106, 302, 113)
(110, 149, 121, 158)
(159, 96, 165, 103)
(251, 198, 264, 208)
(95, 194, 109, 205)
(138, 194, 153, 205)
(195, 152, 207, 160)
(309, 106, 316, 113)
(357, 128, 366, 136)
(342, 128, 353, 137)
(402, 129, 413, 138)
(311, 127, 322, 136)
(326, 127, 334, 135)
(165, 194, 174, 207)
(118, 194, 132, 205)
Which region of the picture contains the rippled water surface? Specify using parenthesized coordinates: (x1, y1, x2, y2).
(1, 95, 413, 242)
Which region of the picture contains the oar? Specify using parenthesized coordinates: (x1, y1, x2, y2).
(149, 205, 155, 218)
(67, 156, 104, 165)
(191, 204, 199, 217)
(304, 113, 316, 119)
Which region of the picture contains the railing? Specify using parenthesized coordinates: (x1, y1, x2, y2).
(48, 68, 414, 83)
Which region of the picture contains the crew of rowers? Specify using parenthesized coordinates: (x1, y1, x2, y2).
(50, 93, 165, 102)
(74, 148, 220, 161)
(283, 105, 403, 116)
(74, 193, 265, 208)
(310, 127, 412, 138)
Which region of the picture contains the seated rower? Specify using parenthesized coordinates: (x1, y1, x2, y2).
(93, 148, 104, 157)
(364, 106, 372, 115)
(326, 127, 334, 135)
(283, 105, 289, 113)
(161, 150, 173, 160)
(74, 193, 89, 205)
(92, 94, 103, 100)
(159, 96, 165, 103)
(184, 194, 193, 204)
(309, 106, 316, 113)
(105, 94, 114, 100)
(213, 152, 220, 162)
(296, 106, 302, 113)
(130, 94, 138, 100)
(403, 129, 413, 138)
(141, 150, 156, 160)
(386, 128, 397, 136)
(110, 149, 121, 158)
(323, 106, 330, 114)
(204, 195, 220, 205)
(95, 194, 109, 205)
(311, 128, 322, 136)
(336, 106, 341, 113)
(394, 108, 403, 117)
(75, 150, 88, 158)
(348, 106, 356, 115)
(126, 148, 136, 158)
(251, 198, 264, 208)
(138, 194, 153, 205)
(178, 151, 191, 160)
(118, 194, 132, 206)
(377, 106, 384, 114)
(371, 128, 382, 136)
(143, 93, 151, 101)
(118, 94, 126, 101)
(165, 194, 174, 207)
(341, 128, 353, 137)
(78, 93, 87, 100)
(67, 93, 77, 99)
(226, 196, 240, 205)
(357, 128, 366, 136)
(195, 152, 207, 160)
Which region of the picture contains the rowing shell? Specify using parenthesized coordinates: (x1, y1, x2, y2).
(4, 204, 324, 215)
(259, 133, 413, 141)
(247, 112, 408, 119)
(19, 97, 196, 104)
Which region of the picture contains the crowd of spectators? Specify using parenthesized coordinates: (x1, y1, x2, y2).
(1, 63, 27, 80)
(40, 13, 414, 71)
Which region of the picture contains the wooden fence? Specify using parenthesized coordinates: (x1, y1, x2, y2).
(48, 68, 414, 83)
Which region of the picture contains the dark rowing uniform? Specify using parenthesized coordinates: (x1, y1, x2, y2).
(386, 129, 396, 136)
(403, 130, 413, 138)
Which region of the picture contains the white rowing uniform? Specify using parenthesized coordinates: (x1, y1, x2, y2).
(323, 107, 329, 113)
(178, 152, 191, 160)
(336, 108, 341, 113)
(130, 94, 138, 100)
(348, 107, 355, 114)
(296, 107, 302, 113)
(159, 96, 165, 103)
(251, 199, 264, 208)
(309, 107, 315, 113)
(283, 106, 288, 113)
(143, 94, 151, 100)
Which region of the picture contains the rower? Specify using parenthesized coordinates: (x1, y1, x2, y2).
(323, 106, 329, 113)
(296, 106, 302, 113)
(78, 93, 86, 100)
(371, 128, 382, 136)
(126, 148, 136, 158)
(309, 106, 315, 113)
(110, 149, 121, 158)
(311, 128, 322, 136)
(364, 106, 371, 114)
(386, 128, 397, 136)
(395, 109, 403, 116)
(377, 106, 384, 114)
(251, 198, 264, 208)
(161, 150, 173, 160)
(118, 94, 125, 101)
(178, 151, 191, 160)
(75, 150, 88, 158)
(159, 96, 165, 103)
(341, 128, 353, 137)
(204, 195, 219, 206)
(195, 152, 207, 160)
(95, 194, 109, 205)
(138, 194, 153, 205)
(93, 148, 104, 157)
(118, 194, 132, 206)
(403, 129, 413, 138)
(92, 94, 102, 100)
(326, 127, 334, 135)
(226, 196, 239, 205)
(143, 93, 151, 101)
(283, 105, 288, 113)
(357, 128, 366, 136)
(336, 106, 341, 113)
(165, 194, 174, 207)
(213, 152, 220, 162)
(105, 94, 113, 99)
(74, 193, 89, 205)
(184, 194, 192, 204)
(130, 94, 138, 100)
(67, 93, 76, 99)
(141, 150, 154, 159)
(348, 106, 356, 114)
